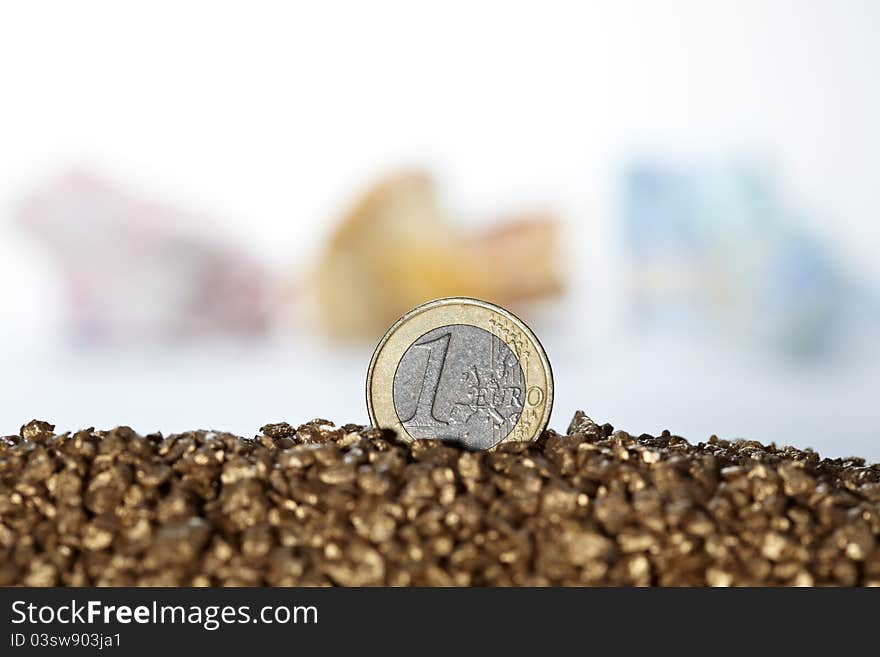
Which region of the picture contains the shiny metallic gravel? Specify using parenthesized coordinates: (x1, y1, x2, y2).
(1, 413, 879, 586)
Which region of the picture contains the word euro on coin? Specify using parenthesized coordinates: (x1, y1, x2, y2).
(367, 297, 553, 450)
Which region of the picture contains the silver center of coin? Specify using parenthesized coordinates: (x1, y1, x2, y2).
(393, 324, 525, 450)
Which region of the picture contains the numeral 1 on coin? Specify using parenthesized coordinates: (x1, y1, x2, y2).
(400, 332, 451, 427)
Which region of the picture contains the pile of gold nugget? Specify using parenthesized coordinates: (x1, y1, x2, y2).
(2, 413, 879, 586)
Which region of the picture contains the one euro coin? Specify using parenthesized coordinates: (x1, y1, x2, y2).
(366, 297, 553, 450)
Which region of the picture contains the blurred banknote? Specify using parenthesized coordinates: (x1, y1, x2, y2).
(312, 171, 563, 338)
(18, 171, 273, 342)
(622, 161, 869, 355)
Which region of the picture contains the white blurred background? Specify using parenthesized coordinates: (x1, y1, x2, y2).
(1, 1, 878, 459)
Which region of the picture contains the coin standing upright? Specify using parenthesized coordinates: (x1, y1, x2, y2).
(367, 297, 553, 450)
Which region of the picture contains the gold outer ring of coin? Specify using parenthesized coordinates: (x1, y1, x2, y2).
(366, 296, 553, 449)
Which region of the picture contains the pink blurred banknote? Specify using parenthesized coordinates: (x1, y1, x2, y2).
(18, 171, 273, 342)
